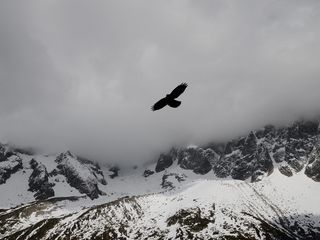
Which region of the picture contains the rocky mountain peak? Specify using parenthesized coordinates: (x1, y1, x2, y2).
(28, 159, 54, 200)
(0, 145, 108, 201)
(155, 148, 177, 172)
(177, 147, 213, 175)
(0, 143, 23, 185)
(55, 151, 106, 199)
(154, 120, 320, 183)
(0, 144, 6, 161)
(242, 131, 257, 156)
(305, 139, 320, 181)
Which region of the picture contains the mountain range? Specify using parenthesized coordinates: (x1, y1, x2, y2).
(1, 120, 320, 239)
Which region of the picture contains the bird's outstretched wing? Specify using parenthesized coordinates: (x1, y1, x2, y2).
(151, 97, 168, 111)
(167, 99, 181, 108)
(169, 83, 188, 99)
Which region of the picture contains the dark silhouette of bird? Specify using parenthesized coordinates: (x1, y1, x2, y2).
(151, 83, 188, 111)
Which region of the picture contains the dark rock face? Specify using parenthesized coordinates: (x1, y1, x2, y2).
(48, 169, 59, 177)
(28, 159, 55, 200)
(212, 153, 234, 178)
(167, 206, 215, 232)
(305, 144, 320, 181)
(143, 169, 154, 177)
(0, 154, 23, 184)
(55, 151, 106, 199)
(251, 145, 274, 182)
(273, 148, 285, 163)
(279, 165, 293, 177)
(109, 166, 119, 179)
(78, 156, 107, 185)
(0, 144, 6, 161)
(0, 145, 16, 162)
(212, 137, 274, 182)
(161, 173, 186, 190)
(155, 147, 216, 175)
(285, 121, 318, 172)
(155, 120, 319, 182)
(178, 148, 213, 175)
(155, 148, 177, 172)
(230, 158, 254, 180)
(242, 131, 257, 156)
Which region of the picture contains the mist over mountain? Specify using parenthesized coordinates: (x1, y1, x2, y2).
(1, 1, 320, 166)
(1, 119, 320, 239)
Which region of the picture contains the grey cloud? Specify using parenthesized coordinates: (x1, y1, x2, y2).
(0, 2, 69, 115)
(0, 0, 320, 165)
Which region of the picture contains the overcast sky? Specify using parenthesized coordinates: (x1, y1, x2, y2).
(1, 0, 320, 165)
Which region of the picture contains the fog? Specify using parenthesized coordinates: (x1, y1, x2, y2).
(1, 0, 320, 165)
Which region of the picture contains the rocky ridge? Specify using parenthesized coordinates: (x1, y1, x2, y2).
(155, 120, 320, 183)
(0, 147, 107, 201)
(55, 151, 106, 199)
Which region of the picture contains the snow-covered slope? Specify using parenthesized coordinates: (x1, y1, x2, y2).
(1, 120, 320, 239)
(1, 169, 320, 239)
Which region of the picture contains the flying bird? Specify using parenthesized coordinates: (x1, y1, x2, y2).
(151, 83, 188, 111)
